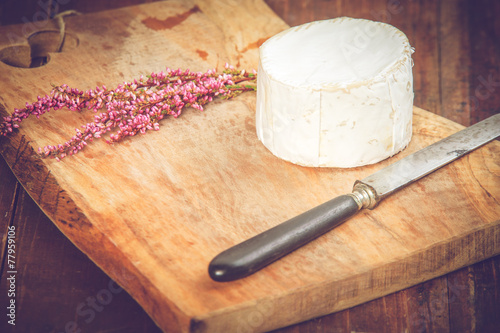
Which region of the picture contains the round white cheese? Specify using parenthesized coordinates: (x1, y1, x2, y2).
(256, 17, 414, 167)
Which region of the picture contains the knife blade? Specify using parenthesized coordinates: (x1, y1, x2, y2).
(209, 113, 500, 282)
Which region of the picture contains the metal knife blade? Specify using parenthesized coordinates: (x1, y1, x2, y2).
(209, 113, 500, 282)
(358, 113, 500, 206)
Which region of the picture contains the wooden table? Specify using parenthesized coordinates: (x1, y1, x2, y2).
(1, 0, 499, 332)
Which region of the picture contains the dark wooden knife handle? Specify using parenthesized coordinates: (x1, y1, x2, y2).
(208, 194, 361, 282)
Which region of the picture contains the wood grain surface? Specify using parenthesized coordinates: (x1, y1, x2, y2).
(1, 0, 499, 332)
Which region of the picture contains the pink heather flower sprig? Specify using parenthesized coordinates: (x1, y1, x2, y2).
(0, 64, 257, 160)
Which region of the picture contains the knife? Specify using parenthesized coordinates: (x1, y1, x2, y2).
(209, 113, 500, 282)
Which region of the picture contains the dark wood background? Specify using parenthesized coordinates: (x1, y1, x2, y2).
(1, 0, 499, 332)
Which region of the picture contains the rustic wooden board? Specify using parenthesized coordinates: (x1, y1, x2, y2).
(0, 1, 499, 332)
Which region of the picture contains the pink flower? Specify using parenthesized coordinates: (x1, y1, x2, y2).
(0, 66, 257, 160)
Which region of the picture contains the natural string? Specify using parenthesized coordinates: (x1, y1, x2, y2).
(53, 10, 81, 52)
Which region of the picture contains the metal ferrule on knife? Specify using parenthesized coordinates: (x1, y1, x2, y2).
(349, 182, 378, 209)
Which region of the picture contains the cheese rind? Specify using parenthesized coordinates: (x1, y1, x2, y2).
(256, 17, 414, 167)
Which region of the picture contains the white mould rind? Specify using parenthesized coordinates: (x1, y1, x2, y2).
(256, 17, 414, 167)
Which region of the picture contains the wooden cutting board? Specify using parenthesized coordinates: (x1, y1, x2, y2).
(1, 1, 499, 332)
